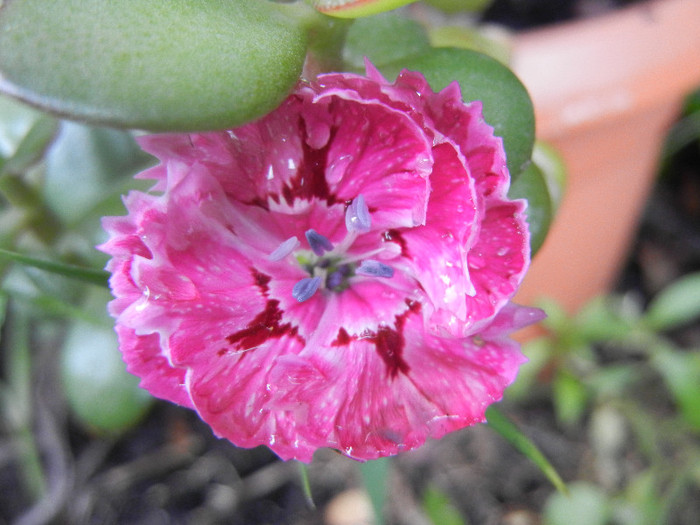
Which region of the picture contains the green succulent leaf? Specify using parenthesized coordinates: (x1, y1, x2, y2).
(383, 48, 535, 177)
(0, 0, 310, 131)
(61, 288, 152, 434)
(342, 12, 431, 71)
(509, 161, 552, 256)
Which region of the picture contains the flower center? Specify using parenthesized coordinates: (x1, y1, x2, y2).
(268, 195, 395, 302)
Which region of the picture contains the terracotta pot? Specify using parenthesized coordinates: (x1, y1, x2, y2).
(510, 0, 700, 313)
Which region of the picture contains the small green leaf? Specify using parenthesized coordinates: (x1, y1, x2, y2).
(1, 115, 58, 176)
(651, 349, 700, 431)
(575, 296, 636, 343)
(0, 94, 47, 157)
(314, 0, 418, 18)
(61, 319, 152, 434)
(509, 161, 552, 256)
(423, 486, 466, 525)
(383, 48, 535, 177)
(486, 405, 567, 494)
(0, 248, 109, 287)
(343, 12, 431, 70)
(552, 369, 589, 427)
(0, 0, 310, 131)
(643, 272, 700, 331)
(543, 482, 609, 525)
(359, 457, 390, 525)
(60, 287, 152, 434)
(44, 123, 152, 225)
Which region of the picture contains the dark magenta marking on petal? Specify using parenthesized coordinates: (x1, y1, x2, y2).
(331, 327, 352, 346)
(281, 126, 338, 205)
(225, 299, 300, 352)
(330, 300, 421, 378)
(383, 229, 410, 258)
(371, 326, 408, 378)
(252, 269, 271, 295)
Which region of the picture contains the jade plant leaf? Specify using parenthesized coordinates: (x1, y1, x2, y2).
(61, 288, 153, 434)
(0, 0, 310, 131)
(342, 12, 431, 70)
(509, 161, 552, 256)
(382, 48, 535, 177)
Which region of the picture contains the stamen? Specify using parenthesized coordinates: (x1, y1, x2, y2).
(292, 277, 322, 302)
(326, 264, 351, 289)
(268, 236, 300, 261)
(345, 194, 371, 233)
(305, 229, 334, 256)
(356, 260, 394, 278)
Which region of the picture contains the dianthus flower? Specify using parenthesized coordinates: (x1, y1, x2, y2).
(100, 63, 544, 462)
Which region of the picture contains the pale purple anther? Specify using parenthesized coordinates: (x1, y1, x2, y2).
(356, 259, 394, 278)
(268, 236, 300, 261)
(292, 276, 322, 302)
(345, 194, 371, 233)
(305, 229, 334, 256)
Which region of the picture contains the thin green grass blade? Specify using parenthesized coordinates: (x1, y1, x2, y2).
(486, 405, 567, 494)
(0, 248, 108, 287)
(297, 462, 316, 509)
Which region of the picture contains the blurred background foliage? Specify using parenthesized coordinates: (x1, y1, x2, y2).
(1, 2, 700, 523)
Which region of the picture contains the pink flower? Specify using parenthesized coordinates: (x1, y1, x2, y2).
(99, 63, 543, 462)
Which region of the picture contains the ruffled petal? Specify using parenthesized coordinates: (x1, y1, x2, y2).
(305, 91, 433, 229)
(399, 143, 480, 330)
(115, 325, 193, 409)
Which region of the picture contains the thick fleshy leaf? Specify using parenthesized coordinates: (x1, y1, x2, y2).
(342, 12, 431, 70)
(382, 48, 535, 177)
(0, 0, 310, 131)
(61, 288, 153, 433)
(508, 161, 552, 256)
(45, 123, 153, 225)
(314, 0, 418, 18)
